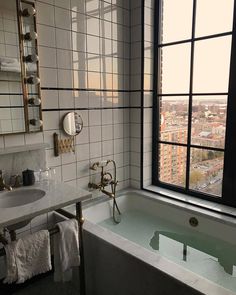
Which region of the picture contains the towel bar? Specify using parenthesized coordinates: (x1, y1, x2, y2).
(0, 225, 59, 257)
(0, 201, 86, 295)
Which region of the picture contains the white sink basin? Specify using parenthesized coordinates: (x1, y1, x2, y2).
(0, 188, 45, 208)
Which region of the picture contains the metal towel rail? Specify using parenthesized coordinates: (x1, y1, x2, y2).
(0, 202, 86, 295)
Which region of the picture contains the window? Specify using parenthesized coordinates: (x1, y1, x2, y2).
(152, 0, 236, 206)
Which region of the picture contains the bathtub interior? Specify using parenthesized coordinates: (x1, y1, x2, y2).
(81, 192, 236, 293)
(83, 193, 236, 244)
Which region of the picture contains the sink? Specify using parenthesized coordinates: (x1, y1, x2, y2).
(0, 188, 45, 208)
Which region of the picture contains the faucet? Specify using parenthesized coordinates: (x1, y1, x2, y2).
(88, 160, 118, 198)
(88, 160, 121, 223)
(10, 174, 21, 188)
(0, 170, 12, 191)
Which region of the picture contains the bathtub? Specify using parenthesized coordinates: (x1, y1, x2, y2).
(64, 189, 236, 295)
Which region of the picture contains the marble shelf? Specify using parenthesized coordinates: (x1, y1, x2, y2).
(0, 181, 92, 228)
(0, 143, 49, 156)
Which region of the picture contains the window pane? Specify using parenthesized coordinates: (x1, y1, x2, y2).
(193, 36, 232, 93)
(195, 0, 234, 38)
(190, 148, 224, 197)
(159, 43, 191, 94)
(158, 143, 187, 187)
(191, 96, 227, 149)
(159, 96, 189, 144)
(160, 0, 193, 44)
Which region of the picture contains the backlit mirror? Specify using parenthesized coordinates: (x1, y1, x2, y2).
(0, 0, 42, 135)
(63, 112, 83, 136)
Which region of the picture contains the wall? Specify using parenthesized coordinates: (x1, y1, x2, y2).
(143, 0, 154, 188)
(129, 0, 154, 188)
(0, 0, 131, 198)
(0, 0, 132, 257)
(0, 1, 25, 134)
(129, 0, 142, 189)
(0, 0, 159, 244)
(0, 0, 133, 279)
(0, 0, 156, 283)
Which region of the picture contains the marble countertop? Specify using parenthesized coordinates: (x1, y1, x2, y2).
(0, 181, 92, 228)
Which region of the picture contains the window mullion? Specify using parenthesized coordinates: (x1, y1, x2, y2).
(151, 0, 161, 185)
(185, 0, 197, 190)
(222, 1, 236, 205)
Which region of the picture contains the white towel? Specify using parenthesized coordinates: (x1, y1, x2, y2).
(0, 56, 18, 64)
(0, 56, 20, 73)
(54, 219, 80, 282)
(3, 230, 51, 284)
(0, 66, 21, 73)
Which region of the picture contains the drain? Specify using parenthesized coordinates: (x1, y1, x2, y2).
(189, 217, 198, 227)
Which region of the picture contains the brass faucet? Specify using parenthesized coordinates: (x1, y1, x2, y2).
(88, 160, 121, 223)
(88, 160, 118, 198)
(10, 175, 21, 188)
(0, 170, 12, 191)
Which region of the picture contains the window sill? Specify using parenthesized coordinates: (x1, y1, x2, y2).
(144, 185, 236, 218)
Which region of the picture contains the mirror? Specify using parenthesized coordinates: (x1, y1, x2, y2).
(63, 112, 83, 136)
(0, 0, 24, 134)
(0, 0, 42, 135)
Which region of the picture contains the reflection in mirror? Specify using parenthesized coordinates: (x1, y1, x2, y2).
(63, 112, 83, 136)
(0, 0, 25, 134)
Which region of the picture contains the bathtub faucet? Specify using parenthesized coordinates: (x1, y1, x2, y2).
(88, 160, 121, 223)
(88, 160, 118, 198)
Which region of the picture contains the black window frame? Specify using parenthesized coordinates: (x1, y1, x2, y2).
(152, 0, 236, 207)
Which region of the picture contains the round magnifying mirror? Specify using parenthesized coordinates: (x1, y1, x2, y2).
(63, 112, 83, 136)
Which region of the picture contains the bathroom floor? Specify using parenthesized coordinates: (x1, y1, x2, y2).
(0, 269, 80, 295)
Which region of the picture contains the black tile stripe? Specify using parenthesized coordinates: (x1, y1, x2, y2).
(42, 106, 140, 111)
(41, 87, 130, 92)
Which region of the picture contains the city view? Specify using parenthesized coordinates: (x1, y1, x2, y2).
(158, 96, 226, 197)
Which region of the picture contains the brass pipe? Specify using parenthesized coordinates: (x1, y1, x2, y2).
(76, 202, 86, 295)
(101, 189, 114, 199)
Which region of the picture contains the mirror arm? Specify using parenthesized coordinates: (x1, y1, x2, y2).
(53, 133, 75, 157)
(53, 133, 60, 157)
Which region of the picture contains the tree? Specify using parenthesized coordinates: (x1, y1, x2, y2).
(208, 151, 215, 160)
(190, 170, 204, 185)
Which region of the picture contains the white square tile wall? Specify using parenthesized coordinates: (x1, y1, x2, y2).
(130, 0, 142, 189)
(129, 0, 154, 188)
(142, 0, 154, 188)
(0, 0, 132, 199)
(0, 0, 157, 242)
(0, 2, 133, 270)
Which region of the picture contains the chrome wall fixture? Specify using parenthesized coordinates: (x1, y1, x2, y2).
(23, 54, 39, 63)
(17, 0, 43, 133)
(29, 119, 43, 127)
(28, 97, 41, 106)
(23, 31, 38, 41)
(21, 5, 36, 17)
(25, 75, 40, 84)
